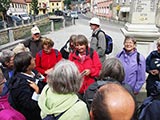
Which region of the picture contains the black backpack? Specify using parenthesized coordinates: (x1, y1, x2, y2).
(43, 111, 66, 120)
(92, 30, 113, 54)
(42, 100, 80, 120)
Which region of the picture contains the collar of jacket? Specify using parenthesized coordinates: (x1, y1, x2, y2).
(72, 48, 90, 61)
(92, 28, 101, 34)
(122, 48, 137, 56)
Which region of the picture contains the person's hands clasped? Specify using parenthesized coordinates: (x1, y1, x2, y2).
(150, 69, 159, 75)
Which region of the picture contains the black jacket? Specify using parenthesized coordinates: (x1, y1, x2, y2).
(9, 72, 44, 120)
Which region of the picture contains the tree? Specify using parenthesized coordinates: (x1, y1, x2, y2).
(0, 0, 11, 20)
(31, 0, 39, 15)
(64, 0, 71, 9)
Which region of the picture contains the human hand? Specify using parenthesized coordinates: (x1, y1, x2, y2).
(45, 68, 53, 74)
(150, 69, 159, 75)
(27, 80, 39, 94)
(81, 69, 90, 76)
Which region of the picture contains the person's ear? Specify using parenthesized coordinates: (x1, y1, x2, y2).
(90, 111, 94, 120)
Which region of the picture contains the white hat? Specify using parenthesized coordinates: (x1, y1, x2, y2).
(89, 17, 100, 26)
(31, 26, 40, 34)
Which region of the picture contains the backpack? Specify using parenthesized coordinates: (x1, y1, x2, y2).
(118, 52, 140, 65)
(42, 111, 66, 120)
(38, 49, 58, 59)
(92, 30, 113, 54)
(136, 96, 154, 120)
(42, 100, 80, 120)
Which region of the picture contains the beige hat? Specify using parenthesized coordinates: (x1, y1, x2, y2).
(31, 26, 40, 34)
(13, 43, 30, 54)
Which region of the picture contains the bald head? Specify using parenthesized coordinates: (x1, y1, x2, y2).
(91, 83, 135, 120)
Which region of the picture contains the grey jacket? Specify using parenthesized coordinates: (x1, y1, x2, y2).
(90, 28, 106, 63)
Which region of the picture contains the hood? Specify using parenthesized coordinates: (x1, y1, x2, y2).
(38, 85, 78, 117)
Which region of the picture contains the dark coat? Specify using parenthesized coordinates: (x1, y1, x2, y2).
(23, 37, 43, 57)
(146, 50, 160, 96)
(8, 72, 44, 120)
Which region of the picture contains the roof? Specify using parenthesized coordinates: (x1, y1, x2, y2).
(49, 0, 61, 2)
(26, 0, 32, 3)
(11, 0, 26, 4)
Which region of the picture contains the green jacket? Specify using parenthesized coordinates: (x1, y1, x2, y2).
(38, 85, 90, 120)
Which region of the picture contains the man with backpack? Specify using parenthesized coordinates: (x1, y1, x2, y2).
(116, 36, 146, 95)
(89, 17, 106, 63)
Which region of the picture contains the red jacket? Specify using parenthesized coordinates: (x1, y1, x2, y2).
(69, 48, 102, 94)
(35, 49, 62, 76)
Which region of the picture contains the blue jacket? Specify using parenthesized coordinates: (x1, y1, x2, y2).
(116, 49, 146, 93)
(146, 50, 160, 73)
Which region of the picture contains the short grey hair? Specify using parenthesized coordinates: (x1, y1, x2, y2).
(99, 57, 125, 82)
(48, 60, 82, 94)
(124, 36, 136, 44)
(0, 50, 14, 66)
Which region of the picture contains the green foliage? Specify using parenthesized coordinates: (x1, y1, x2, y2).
(31, 0, 39, 15)
(0, 0, 11, 12)
(64, 0, 71, 9)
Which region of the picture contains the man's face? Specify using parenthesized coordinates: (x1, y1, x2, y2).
(32, 33, 40, 40)
(90, 24, 98, 31)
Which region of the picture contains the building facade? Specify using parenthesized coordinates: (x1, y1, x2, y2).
(37, 0, 64, 14)
(7, 0, 27, 15)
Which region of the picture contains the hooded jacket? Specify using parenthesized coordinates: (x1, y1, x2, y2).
(38, 85, 90, 120)
(69, 48, 102, 94)
(116, 48, 146, 93)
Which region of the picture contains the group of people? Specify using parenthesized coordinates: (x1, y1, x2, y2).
(0, 17, 159, 120)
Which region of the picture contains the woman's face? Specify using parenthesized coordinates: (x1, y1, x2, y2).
(124, 39, 136, 52)
(76, 43, 86, 54)
(43, 45, 52, 54)
(27, 58, 36, 71)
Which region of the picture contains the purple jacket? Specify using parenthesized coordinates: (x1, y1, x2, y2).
(0, 95, 26, 120)
(116, 49, 146, 93)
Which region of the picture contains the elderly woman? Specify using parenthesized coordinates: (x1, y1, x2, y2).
(0, 50, 14, 81)
(116, 36, 146, 95)
(35, 37, 62, 82)
(69, 34, 102, 95)
(9, 52, 44, 120)
(38, 60, 90, 120)
(0, 69, 26, 120)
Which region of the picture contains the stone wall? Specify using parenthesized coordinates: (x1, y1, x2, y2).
(0, 17, 50, 45)
(0, 30, 9, 45)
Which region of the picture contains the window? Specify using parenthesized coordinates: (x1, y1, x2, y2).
(52, 3, 54, 6)
(57, 3, 58, 6)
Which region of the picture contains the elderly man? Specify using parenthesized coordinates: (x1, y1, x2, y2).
(23, 26, 43, 57)
(90, 82, 135, 120)
(89, 17, 106, 63)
